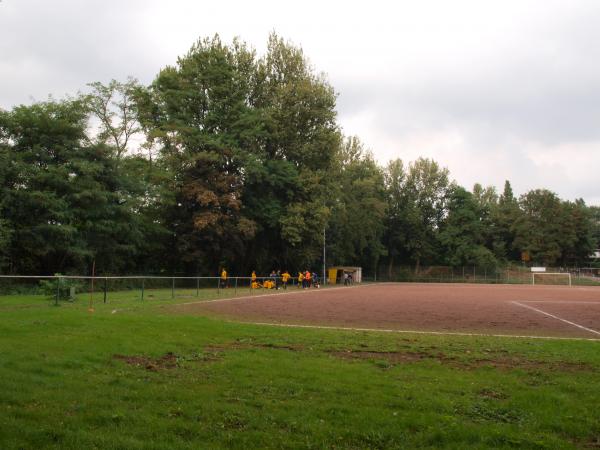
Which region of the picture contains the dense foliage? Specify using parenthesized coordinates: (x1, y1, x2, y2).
(0, 34, 597, 276)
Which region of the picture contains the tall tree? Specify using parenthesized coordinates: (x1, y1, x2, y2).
(0, 100, 90, 273)
(0, 128, 13, 270)
(136, 36, 258, 274)
(86, 78, 142, 159)
(0, 99, 147, 274)
(403, 158, 452, 271)
(591, 206, 600, 256)
(244, 33, 339, 271)
(490, 180, 521, 261)
(512, 189, 567, 266)
(136, 34, 340, 273)
(560, 199, 596, 266)
(439, 187, 497, 268)
(383, 158, 409, 277)
(327, 137, 386, 274)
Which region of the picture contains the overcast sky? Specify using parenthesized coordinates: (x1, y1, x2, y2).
(1, 0, 599, 204)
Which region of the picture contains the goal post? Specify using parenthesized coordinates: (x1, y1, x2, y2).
(532, 272, 572, 286)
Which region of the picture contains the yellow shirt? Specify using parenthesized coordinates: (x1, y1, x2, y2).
(298, 273, 304, 281)
(221, 270, 227, 280)
(282, 272, 290, 282)
(251, 271, 256, 281)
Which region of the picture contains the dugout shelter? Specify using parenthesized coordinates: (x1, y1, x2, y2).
(328, 266, 362, 284)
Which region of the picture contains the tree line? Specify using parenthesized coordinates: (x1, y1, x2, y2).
(0, 34, 598, 276)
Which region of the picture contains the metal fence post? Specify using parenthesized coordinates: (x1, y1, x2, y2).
(234, 277, 238, 294)
(217, 277, 220, 294)
(171, 278, 175, 299)
(103, 277, 108, 303)
(196, 278, 199, 297)
(141, 278, 145, 301)
(55, 276, 60, 306)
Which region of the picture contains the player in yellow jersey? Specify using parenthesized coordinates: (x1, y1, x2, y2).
(220, 268, 227, 288)
(282, 271, 290, 289)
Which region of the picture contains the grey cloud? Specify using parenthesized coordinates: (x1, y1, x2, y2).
(1, 0, 599, 205)
(1, 0, 157, 106)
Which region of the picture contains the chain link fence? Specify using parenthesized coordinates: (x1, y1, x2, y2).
(0, 275, 312, 306)
(1, 267, 598, 308)
(370, 266, 600, 286)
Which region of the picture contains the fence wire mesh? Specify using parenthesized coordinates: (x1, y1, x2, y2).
(0, 267, 598, 308)
(369, 266, 600, 285)
(0, 275, 308, 307)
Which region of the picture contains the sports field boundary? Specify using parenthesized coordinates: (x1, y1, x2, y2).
(173, 283, 374, 307)
(512, 301, 600, 336)
(232, 320, 600, 342)
(103, 283, 374, 314)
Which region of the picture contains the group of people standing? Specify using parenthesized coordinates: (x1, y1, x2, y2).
(297, 270, 320, 289)
(219, 268, 321, 289)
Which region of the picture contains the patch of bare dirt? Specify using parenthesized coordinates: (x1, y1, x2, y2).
(328, 349, 595, 372)
(468, 357, 594, 372)
(204, 342, 304, 352)
(582, 436, 600, 448)
(330, 350, 434, 364)
(478, 388, 509, 400)
(113, 352, 179, 371)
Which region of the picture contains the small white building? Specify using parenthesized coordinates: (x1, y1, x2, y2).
(327, 266, 362, 284)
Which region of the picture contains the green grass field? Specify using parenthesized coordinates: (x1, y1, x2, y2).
(1, 289, 600, 449)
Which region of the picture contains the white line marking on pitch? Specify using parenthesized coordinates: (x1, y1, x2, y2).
(174, 283, 375, 307)
(110, 284, 378, 314)
(233, 321, 600, 342)
(520, 301, 600, 305)
(512, 301, 600, 336)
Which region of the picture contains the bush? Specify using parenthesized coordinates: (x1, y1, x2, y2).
(39, 275, 83, 301)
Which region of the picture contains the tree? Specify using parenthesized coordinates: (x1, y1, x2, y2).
(326, 137, 386, 274)
(560, 199, 596, 266)
(490, 180, 521, 261)
(0, 100, 90, 273)
(0, 133, 12, 270)
(86, 78, 142, 159)
(136, 34, 341, 274)
(0, 99, 148, 274)
(136, 36, 256, 273)
(243, 33, 340, 271)
(439, 187, 497, 268)
(383, 158, 408, 277)
(403, 158, 452, 271)
(591, 206, 600, 252)
(512, 189, 567, 266)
